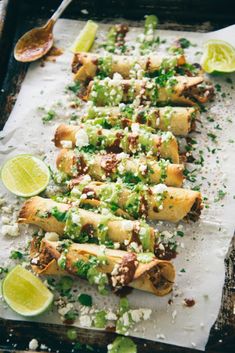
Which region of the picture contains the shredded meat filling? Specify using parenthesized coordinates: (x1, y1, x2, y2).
(111, 253, 138, 288)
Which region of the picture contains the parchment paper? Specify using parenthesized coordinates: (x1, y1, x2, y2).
(0, 19, 235, 350)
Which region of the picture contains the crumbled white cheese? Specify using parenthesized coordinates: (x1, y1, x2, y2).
(1, 216, 11, 224)
(142, 308, 152, 320)
(113, 73, 123, 81)
(129, 241, 139, 252)
(161, 230, 174, 239)
(152, 183, 168, 194)
(60, 140, 72, 149)
(122, 220, 133, 232)
(122, 312, 130, 327)
(1, 224, 19, 237)
(131, 123, 140, 134)
(111, 264, 120, 276)
(106, 311, 117, 321)
(81, 8, 89, 14)
(139, 163, 147, 174)
(71, 212, 80, 225)
(79, 314, 92, 327)
(45, 232, 59, 241)
(58, 303, 74, 317)
(117, 164, 125, 174)
(29, 339, 39, 350)
(161, 131, 173, 143)
(1, 206, 12, 214)
(75, 129, 89, 148)
(172, 310, 177, 320)
(113, 242, 120, 249)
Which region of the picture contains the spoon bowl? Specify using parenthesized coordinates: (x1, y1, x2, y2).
(14, 20, 54, 63)
(14, 0, 73, 63)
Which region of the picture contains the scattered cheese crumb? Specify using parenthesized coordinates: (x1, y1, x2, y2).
(1, 224, 19, 237)
(29, 338, 39, 350)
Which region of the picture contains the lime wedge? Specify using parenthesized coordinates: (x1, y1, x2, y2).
(1, 154, 50, 197)
(201, 39, 235, 73)
(2, 265, 53, 317)
(71, 20, 98, 53)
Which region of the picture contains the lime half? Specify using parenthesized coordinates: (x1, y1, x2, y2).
(1, 154, 50, 197)
(71, 20, 98, 53)
(2, 265, 53, 317)
(201, 39, 235, 73)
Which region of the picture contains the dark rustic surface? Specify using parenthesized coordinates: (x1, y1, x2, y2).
(0, 0, 235, 352)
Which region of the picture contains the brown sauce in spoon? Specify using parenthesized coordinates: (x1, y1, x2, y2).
(15, 20, 54, 62)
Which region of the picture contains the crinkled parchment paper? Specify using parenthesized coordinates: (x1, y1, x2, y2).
(0, 19, 235, 350)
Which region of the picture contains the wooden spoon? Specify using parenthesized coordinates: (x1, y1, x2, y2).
(14, 0, 73, 62)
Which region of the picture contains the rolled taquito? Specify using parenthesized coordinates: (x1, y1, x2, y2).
(56, 149, 184, 187)
(54, 124, 180, 163)
(30, 238, 175, 296)
(72, 52, 186, 81)
(85, 76, 214, 106)
(82, 106, 197, 136)
(69, 176, 202, 222)
(18, 196, 157, 251)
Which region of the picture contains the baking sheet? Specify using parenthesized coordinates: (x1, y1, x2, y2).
(0, 19, 235, 350)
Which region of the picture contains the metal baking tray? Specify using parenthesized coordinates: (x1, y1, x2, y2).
(0, 0, 234, 352)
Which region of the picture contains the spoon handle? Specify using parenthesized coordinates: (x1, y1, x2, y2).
(51, 0, 73, 22)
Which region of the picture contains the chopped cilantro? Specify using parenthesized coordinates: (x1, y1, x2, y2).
(51, 207, 68, 222)
(214, 190, 226, 202)
(215, 84, 221, 92)
(42, 110, 56, 123)
(75, 259, 94, 279)
(214, 124, 222, 130)
(66, 81, 81, 94)
(0, 267, 8, 275)
(64, 309, 77, 322)
(78, 293, 93, 307)
(192, 185, 201, 191)
(226, 77, 233, 84)
(183, 168, 197, 182)
(207, 132, 217, 142)
(10, 250, 24, 260)
(122, 171, 141, 185)
(178, 38, 192, 48)
(176, 231, 184, 237)
(180, 268, 186, 273)
(56, 276, 74, 296)
(206, 116, 214, 122)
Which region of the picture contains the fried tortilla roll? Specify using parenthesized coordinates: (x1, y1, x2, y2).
(85, 76, 214, 106)
(72, 52, 186, 81)
(54, 124, 180, 163)
(18, 196, 157, 251)
(30, 239, 175, 296)
(56, 150, 184, 187)
(82, 106, 197, 137)
(69, 176, 202, 222)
